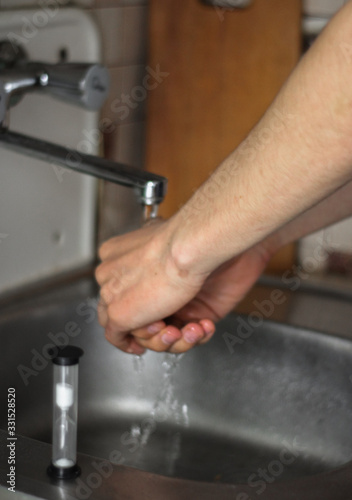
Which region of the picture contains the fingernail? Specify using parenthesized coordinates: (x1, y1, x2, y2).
(147, 322, 163, 334)
(161, 328, 178, 345)
(161, 333, 175, 345)
(183, 326, 200, 344)
(201, 321, 215, 337)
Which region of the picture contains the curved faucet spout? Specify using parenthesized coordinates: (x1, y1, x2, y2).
(0, 129, 168, 206)
(0, 44, 167, 207)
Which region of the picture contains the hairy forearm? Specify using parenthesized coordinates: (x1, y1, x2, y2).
(265, 180, 352, 253)
(168, 1, 352, 277)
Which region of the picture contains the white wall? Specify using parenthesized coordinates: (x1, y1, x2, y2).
(303, 0, 347, 17)
(0, 8, 101, 294)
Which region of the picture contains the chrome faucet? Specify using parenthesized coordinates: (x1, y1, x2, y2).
(0, 41, 167, 207)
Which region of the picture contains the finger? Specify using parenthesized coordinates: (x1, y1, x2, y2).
(103, 320, 146, 355)
(98, 221, 162, 261)
(136, 325, 183, 352)
(132, 321, 166, 340)
(104, 320, 132, 352)
(174, 300, 221, 324)
(97, 299, 109, 327)
(98, 234, 139, 261)
(99, 282, 115, 305)
(95, 261, 125, 288)
(126, 337, 146, 355)
(169, 322, 206, 354)
(198, 319, 216, 344)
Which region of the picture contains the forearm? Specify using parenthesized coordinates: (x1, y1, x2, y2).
(265, 179, 352, 253)
(169, 2, 352, 277)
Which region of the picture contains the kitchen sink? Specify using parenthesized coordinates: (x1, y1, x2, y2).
(1, 274, 352, 499)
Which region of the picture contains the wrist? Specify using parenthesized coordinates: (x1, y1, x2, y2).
(165, 211, 215, 283)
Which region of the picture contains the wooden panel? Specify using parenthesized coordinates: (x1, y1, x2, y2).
(146, 0, 301, 270)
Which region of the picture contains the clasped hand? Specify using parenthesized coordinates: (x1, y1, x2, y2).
(95, 219, 269, 355)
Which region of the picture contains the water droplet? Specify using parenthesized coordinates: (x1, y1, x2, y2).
(143, 203, 159, 224)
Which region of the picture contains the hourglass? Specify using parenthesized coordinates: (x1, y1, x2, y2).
(47, 346, 83, 479)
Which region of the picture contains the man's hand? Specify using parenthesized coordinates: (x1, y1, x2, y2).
(95, 219, 209, 354)
(95, 219, 271, 355)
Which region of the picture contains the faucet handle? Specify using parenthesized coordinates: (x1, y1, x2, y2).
(0, 81, 7, 124)
(0, 61, 110, 125)
(39, 63, 110, 111)
(0, 40, 110, 121)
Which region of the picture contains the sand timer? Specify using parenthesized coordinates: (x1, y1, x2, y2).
(47, 346, 83, 479)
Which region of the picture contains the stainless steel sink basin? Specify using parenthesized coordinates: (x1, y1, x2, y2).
(1, 274, 352, 499)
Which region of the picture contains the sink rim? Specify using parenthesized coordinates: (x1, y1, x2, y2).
(2, 273, 352, 498)
(1, 430, 352, 500)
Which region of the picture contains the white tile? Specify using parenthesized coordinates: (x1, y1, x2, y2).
(122, 5, 148, 65)
(93, 7, 124, 67)
(324, 217, 352, 253)
(303, 0, 346, 17)
(102, 65, 147, 126)
(115, 121, 146, 168)
(0, 0, 94, 7)
(102, 120, 146, 168)
(98, 180, 142, 241)
(0, 8, 100, 293)
(298, 216, 352, 274)
(98, 122, 146, 241)
(95, 0, 147, 7)
(120, 64, 148, 123)
(101, 66, 124, 125)
(101, 120, 146, 168)
(121, 0, 148, 4)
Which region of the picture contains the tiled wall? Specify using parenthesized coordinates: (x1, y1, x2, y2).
(91, 0, 352, 272)
(3, 0, 351, 278)
(91, 0, 149, 241)
(299, 0, 352, 278)
(0, 0, 149, 242)
(303, 0, 348, 17)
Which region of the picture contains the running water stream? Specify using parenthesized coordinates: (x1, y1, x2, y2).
(127, 204, 190, 471)
(130, 353, 189, 471)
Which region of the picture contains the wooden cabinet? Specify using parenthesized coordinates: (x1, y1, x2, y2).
(146, 0, 301, 271)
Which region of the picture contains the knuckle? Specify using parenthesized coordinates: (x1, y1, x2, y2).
(109, 277, 121, 294)
(95, 262, 106, 284)
(100, 285, 114, 305)
(107, 303, 124, 329)
(98, 240, 111, 260)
